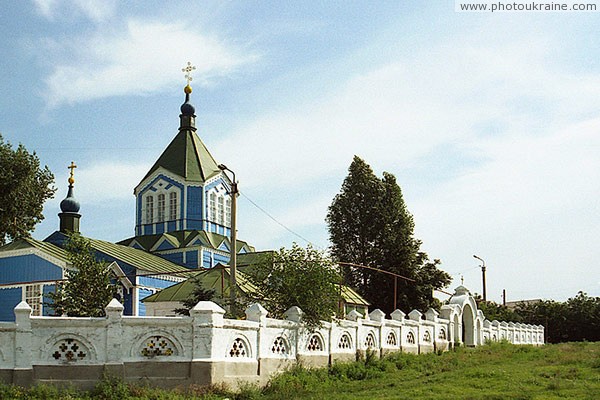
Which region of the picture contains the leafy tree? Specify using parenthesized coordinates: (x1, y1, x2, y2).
(174, 275, 216, 316)
(476, 300, 523, 323)
(515, 292, 600, 343)
(0, 134, 56, 245)
(327, 156, 451, 315)
(245, 243, 341, 328)
(46, 234, 116, 317)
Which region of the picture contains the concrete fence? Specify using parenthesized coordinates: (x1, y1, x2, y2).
(0, 299, 544, 389)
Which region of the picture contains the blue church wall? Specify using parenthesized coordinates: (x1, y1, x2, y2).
(138, 276, 176, 290)
(186, 186, 203, 230)
(202, 252, 212, 268)
(0, 255, 63, 284)
(137, 288, 154, 316)
(214, 253, 229, 266)
(0, 288, 21, 321)
(159, 252, 184, 265)
(136, 174, 185, 235)
(43, 284, 55, 316)
(123, 289, 133, 316)
(185, 251, 198, 268)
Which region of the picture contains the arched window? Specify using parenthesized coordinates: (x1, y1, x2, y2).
(209, 193, 217, 221)
(225, 198, 231, 227)
(169, 192, 177, 221)
(217, 196, 224, 225)
(145, 196, 154, 224)
(157, 194, 165, 222)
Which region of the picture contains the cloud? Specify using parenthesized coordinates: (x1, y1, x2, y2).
(33, 0, 117, 22)
(42, 19, 257, 108)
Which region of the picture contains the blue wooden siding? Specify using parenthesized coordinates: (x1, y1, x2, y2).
(160, 252, 183, 265)
(0, 288, 22, 321)
(137, 288, 154, 316)
(0, 255, 62, 284)
(202, 251, 212, 268)
(185, 251, 198, 268)
(214, 253, 229, 265)
(143, 224, 153, 235)
(186, 186, 203, 230)
(43, 284, 55, 316)
(155, 223, 165, 234)
(138, 276, 176, 290)
(167, 221, 177, 231)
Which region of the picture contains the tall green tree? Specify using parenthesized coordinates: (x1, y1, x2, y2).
(46, 234, 116, 317)
(245, 243, 340, 328)
(327, 156, 451, 315)
(0, 134, 56, 245)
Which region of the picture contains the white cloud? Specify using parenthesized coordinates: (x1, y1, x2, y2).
(43, 19, 257, 108)
(33, 0, 116, 22)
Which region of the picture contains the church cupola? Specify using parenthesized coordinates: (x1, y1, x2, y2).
(133, 62, 230, 237)
(59, 161, 81, 234)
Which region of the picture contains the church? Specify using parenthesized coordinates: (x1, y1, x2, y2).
(0, 77, 260, 321)
(0, 72, 367, 321)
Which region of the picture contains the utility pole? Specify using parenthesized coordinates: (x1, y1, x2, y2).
(473, 254, 487, 302)
(218, 164, 238, 315)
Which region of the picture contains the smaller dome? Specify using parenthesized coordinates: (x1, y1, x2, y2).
(180, 101, 195, 116)
(60, 186, 80, 213)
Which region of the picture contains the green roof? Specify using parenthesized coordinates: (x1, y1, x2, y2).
(0, 237, 69, 263)
(87, 237, 192, 276)
(140, 129, 221, 184)
(142, 266, 258, 303)
(118, 230, 255, 254)
(339, 285, 371, 306)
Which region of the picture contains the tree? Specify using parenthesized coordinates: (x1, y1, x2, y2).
(515, 292, 600, 343)
(327, 156, 451, 315)
(244, 243, 341, 328)
(0, 134, 56, 245)
(174, 275, 216, 316)
(46, 234, 116, 317)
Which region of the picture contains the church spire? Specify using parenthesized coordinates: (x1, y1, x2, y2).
(59, 161, 81, 233)
(179, 62, 196, 131)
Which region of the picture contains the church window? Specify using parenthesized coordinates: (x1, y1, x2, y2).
(225, 198, 231, 227)
(169, 192, 177, 220)
(157, 194, 165, 222)
(25, 284, 42, 316)
(209, 193, 217, 221)
(217, 196, 224, 225)
(145, 196, 154, 223)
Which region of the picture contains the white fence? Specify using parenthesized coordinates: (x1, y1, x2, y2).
(0, 299, 544, 388)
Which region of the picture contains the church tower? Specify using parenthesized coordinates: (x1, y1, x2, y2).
(133, 74, 233, 238)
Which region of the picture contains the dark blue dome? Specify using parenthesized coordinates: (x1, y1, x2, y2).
(60, 186, 80, 213)
(180, 101, 195, 116)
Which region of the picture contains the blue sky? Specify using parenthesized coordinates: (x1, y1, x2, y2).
(1, 1, 599, 304)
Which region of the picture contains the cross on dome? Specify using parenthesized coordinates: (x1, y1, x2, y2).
(68, 161, 77, 185)
(182, 62, 196, 86)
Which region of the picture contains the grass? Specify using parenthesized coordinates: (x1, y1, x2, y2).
(1, 342, 599, 399)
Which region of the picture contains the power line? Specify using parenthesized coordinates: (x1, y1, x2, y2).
(239, 190, 317, 247)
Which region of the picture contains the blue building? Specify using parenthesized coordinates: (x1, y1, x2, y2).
(0, 83, 254, 321)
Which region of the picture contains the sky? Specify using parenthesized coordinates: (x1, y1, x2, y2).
(1, 1, 598, 305)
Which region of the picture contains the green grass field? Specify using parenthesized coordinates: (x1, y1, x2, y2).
(1, 341, 599, 399)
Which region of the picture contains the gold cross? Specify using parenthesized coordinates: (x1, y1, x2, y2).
(182, 62, 196, 85)
(68, 161, 77, 185)
(460, 275, 464, 285)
